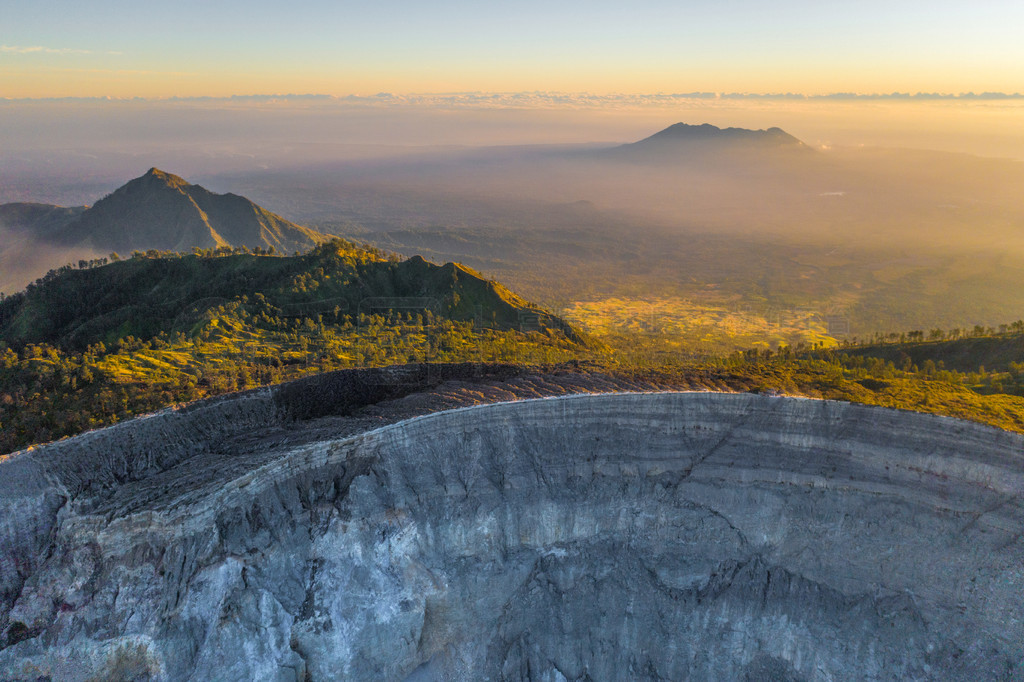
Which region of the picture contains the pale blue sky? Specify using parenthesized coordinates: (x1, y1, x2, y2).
(2, 0, 1022, 97)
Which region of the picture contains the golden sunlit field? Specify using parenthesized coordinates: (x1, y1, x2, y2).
(562, 296, 839, 355)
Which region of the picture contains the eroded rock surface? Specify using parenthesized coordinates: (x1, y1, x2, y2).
(1, 370, 1022, 680)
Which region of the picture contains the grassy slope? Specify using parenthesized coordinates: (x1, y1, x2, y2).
(5, 240, 1024, 454)
(709, 353, 1024, 433)
(840, 332, 1024, 373)
(0, 241, 588, 453)
(0, 240, 572, 349)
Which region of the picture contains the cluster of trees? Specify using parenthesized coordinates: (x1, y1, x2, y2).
(707, 347, 1024, 431)
(8, 240, 1024, 454)
(8, 304, 1024, 453)
(0, 239, 585, 452)
(724, 341, 1024, 397)
(5, 257, 115, 301)
(0, 340, 180, 450)
(851, 320, 1024, 347)
(0, 289, 582, 454)
(107, 238, 391, 263)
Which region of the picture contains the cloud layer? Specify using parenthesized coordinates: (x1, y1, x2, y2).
(2, 91, 1021, 106)
(1, 45, 121, 56)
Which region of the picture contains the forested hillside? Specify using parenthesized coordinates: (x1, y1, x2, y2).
(0, 240, 585, 453)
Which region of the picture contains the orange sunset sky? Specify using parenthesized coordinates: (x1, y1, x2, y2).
(2, 0, 1022, 99)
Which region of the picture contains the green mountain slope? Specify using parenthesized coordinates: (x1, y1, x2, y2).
(0, 240, 577, 349)
(838, 327, 1024, 374)
(0, 240, 586, 453)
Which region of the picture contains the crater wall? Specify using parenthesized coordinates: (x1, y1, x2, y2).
(1, 391, 1022, 680)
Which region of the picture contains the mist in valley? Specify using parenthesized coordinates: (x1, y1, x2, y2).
(3, 96, 1024, 345)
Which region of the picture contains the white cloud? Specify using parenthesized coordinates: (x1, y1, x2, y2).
(1, 45, 121, 56)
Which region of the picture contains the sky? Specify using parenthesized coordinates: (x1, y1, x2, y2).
(2, 0, 1023, 98)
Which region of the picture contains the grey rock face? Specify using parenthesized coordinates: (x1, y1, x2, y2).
(1, 392, 1022, 681)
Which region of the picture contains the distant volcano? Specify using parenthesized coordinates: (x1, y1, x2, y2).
(607, 122, 811, 161)
(638, 122, 806, 146)
(51, 168, 329, 254)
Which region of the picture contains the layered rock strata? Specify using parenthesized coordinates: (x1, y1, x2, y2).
(1, 379, 1022, 680)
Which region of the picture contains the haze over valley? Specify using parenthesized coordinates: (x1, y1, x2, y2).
(5, 104, 1024, 349)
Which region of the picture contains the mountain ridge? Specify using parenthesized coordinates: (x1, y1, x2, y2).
(640, 122, 806, 146)
(605, 122, 811, 161)
(0, 168, 334, 294)
(0, 239, 581, 350)
(0, 239, 588, 453)
(0, 203, 87, 236)
(54, 167, 330, 254)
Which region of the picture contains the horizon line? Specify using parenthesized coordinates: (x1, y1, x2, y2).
(2, 91, 1023, 105)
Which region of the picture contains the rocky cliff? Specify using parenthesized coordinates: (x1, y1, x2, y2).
(1, 372, 1022, 680)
